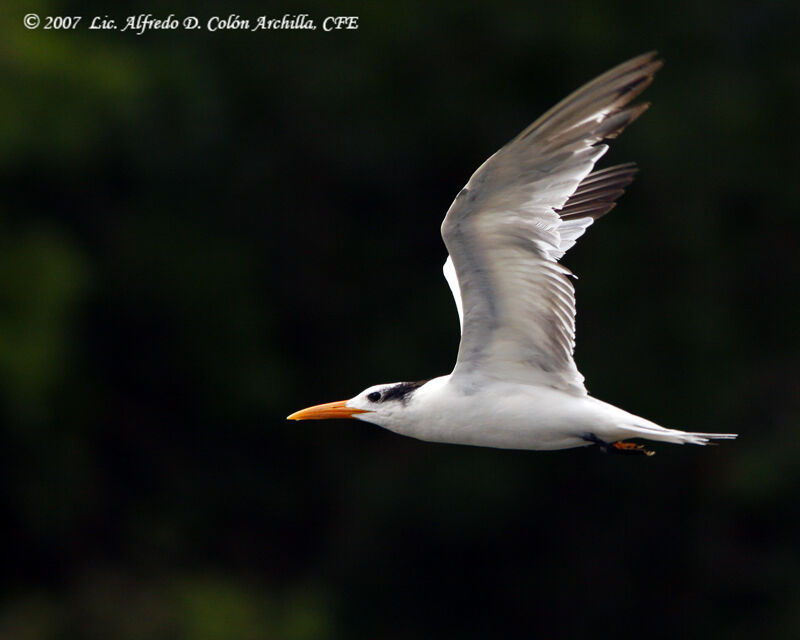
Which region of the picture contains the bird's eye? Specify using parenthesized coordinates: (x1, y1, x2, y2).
(367, 392, 381, 402)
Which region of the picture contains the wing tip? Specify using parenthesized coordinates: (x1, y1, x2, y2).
(603, 102, 652, 139)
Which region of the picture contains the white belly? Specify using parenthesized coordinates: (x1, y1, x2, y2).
(364, 376, 639, 451)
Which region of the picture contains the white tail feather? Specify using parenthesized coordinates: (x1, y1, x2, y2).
(620, 423, 738, 446)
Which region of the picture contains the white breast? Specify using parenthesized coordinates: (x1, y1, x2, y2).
(358, 375, 632, 451)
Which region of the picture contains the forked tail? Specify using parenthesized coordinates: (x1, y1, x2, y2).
(621, 422, 738, 446)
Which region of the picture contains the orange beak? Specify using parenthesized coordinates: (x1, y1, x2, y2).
(287, 399, 370, 421)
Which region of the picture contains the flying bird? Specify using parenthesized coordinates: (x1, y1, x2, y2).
(288, 52, 737, 455)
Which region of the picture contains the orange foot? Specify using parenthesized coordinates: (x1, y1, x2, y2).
(582, 433, 656, 456)
(612, 441, 655, 456)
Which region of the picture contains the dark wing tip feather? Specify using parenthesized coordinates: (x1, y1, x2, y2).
(558, 201, 618, 221)
(516, 52, 662, 146)
(556, 163, 640, 221)
(578, 162, 638, 187)
(601, 102, 652, 139)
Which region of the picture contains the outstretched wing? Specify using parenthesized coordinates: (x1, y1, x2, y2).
(441, 52, 661, 394)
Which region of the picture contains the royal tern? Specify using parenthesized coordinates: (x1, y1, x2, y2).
(288, 52, 737, 455)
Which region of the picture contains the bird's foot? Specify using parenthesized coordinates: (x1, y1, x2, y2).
(582, 433, 655, 456)
(610, 441, 655, 456)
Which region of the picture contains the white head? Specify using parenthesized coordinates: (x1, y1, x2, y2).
(287, 380, 429, 432)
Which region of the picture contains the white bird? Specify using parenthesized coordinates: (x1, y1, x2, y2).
(288, 52, 737, 455)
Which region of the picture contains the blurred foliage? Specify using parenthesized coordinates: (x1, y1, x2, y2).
(0, 0, 798, 638)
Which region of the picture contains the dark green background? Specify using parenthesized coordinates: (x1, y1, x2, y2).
(1, 1, 798, 638)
